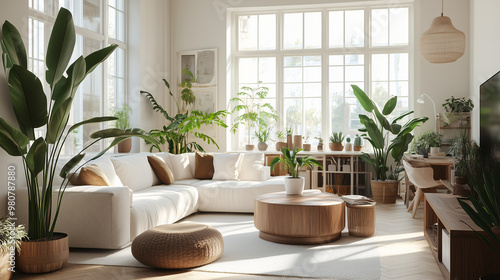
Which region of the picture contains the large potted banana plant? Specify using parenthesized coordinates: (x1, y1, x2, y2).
(352, 85, 428, 203)
(0, 8, 156, 273)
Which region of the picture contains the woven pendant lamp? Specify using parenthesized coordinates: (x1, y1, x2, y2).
(420, 0, 465, 63)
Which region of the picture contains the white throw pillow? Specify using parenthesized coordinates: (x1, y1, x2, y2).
(87, 155, 123, 186)
(238, 152, 265, 181)
(169, 154, 193, 180)
(213, 154, 242, 180)
(111, 154, 154, 192)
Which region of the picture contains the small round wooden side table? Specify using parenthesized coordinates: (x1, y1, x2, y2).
(346, 202, 376, 237)
(254, 190, 345, 245)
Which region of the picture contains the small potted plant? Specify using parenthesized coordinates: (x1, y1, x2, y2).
(441, 96, 474, 127)
(344, 137, 353, 151)
(0, 216, 27, 280)
(286, 127, 294, 149)
(113, 104, 133, 153)
(448, 130, 473, 186)
(302, 136, 311, 151)
(354, 134, 362, 151)
(276, 130, 287, 151)
(316, 136, 324, 151)
(411, 131, 443, 157)
(270, 147, 322, 195)
(329, 132, 344, 151)
(255, 126, 271, 151)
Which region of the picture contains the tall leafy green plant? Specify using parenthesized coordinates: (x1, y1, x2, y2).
(352, 85, 428, 180)
(270, 147, 322, 178)
(112, 104, 132, 130)
(0, 8, 156, 240)
(141, 79, 228, 154)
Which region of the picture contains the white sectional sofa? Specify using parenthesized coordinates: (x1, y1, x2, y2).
(17, 152, 286, 249)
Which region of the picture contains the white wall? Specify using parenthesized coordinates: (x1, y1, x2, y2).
(470, 0, 500, 142)
(171, 0, 471, 148)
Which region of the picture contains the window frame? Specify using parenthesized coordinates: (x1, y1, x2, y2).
(229, 1, 414, 151)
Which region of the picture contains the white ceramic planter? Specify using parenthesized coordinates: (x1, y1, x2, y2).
(430, 147, 440, 154)
(284, 177, 305, 195)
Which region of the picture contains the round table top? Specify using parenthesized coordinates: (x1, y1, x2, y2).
(255, 190, 344, 206)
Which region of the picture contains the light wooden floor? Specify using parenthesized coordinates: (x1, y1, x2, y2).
(13, 199, 444, 280)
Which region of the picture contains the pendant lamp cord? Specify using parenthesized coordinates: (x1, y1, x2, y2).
(441, 0, 444, 17)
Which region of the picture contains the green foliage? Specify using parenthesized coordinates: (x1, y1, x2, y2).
(112, 104, 132, 130)
(141, 79, 228, 154)
(352, 85, 428, 180)
(411, 131, 442, 152)
(286, 127, 293, 136)
(0, 9, 157, 240)
(180, 68, 195, 105)
(270, 147, 322, 178)
(0, 216, 27, 255)
(329, 132, 344, 143)
(448, 130, 473, 176)
(276, 130, 286, 142)
(230, 82, 278, 145)
(315, 136, 323, 143)
(442, 96, 474, 113)
(457, 146, 500, 253)
(346, 137, 351, 143)
(354, 134, 362, 146)
(255, 127, 271, 143)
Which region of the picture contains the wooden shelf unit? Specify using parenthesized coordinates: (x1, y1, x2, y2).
(424, 193, 500, 280)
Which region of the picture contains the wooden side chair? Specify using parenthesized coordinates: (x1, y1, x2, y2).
(402, 159, 444, 218)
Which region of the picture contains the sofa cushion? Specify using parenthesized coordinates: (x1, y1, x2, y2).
(194, 152, 214, 179)
(130, 185, 199, 239)
(87, 155, 123, 186)
(111, 154, 155, 192)
(192, 177, 286, 212)
(147, 156, 174, 185)
(212, 154, 241, 180)
(73, 164, 111, 186)
(238, 153, 265, 181)
(169, 154, 193, 180)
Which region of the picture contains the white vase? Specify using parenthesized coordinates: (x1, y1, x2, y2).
(430, 147, 440, 154)
(284, 177, 305, 195)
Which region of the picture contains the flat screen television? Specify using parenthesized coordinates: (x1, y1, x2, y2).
(480, 70, 500, 155)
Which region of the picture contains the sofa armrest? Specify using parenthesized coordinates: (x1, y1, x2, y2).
(16, 185, 131, 249)
(260, 166, 271, 181)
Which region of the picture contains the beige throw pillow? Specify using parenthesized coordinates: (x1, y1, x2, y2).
(147, 156, 175, 185)
(76, 164, 111, 186)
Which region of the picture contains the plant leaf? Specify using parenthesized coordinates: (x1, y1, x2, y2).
(0, 117, 29, 156)
(59, 153, 85, 179)
(46, 98, 73, 144)
(360, 115, 384, 149)
(352, 85, 375, 112)
(390, 133, 413, 162)
(45, 8, 75, 86)
(1, 20, 27, 69)
(83, 44, 118, 74)
(68, 116, 117, 133)
(382, 96, 397, 115)
(26, 137, 47, 176)
(8, 65, 48, 139)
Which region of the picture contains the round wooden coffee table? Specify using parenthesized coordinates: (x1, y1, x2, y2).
(254, 190, 345, 245)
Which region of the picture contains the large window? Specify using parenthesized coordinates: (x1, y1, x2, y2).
(231, 2, 413, 150)
(28, 0, 127, 155)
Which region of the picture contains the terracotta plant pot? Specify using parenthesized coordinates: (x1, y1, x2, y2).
(257, 142, 268, 151)
(245, 144, 254, 151)
(354, 145, 362, 151)
(284, 177, 305, 195)
(118, 138, 132, 153)
(293, 135, 302, 149)
(276, 142, 286, 151)
(303, 144, 311, 151)
(317, 143, 323, 151)
(370, 180, 398, 204)
(329, 143, 344, 151)
(17, 233, 69, 273)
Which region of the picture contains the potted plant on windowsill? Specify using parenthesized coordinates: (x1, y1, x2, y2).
(0, 8, 157, 273)
(352, 85, 428, 204)
(255, 126, 270, 151)
(316, 136, 324, 151)
(411, 131, 442, 157)
(113, 104, 133, 153)
(270, 147, 322, 195)
(230, 81, 278, 151)
(275, 130, 287, 151)
(329, 132, 344, 151)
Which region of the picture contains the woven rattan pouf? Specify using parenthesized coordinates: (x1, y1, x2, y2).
(131, 222, 224, 269)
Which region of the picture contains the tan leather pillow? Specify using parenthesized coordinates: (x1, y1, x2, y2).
(147, 156, 174, 185)
(75, 164, 111, 186)
(194, 152, 214, 180)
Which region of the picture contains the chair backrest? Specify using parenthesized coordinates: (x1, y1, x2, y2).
(403, 160, 442, 189)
